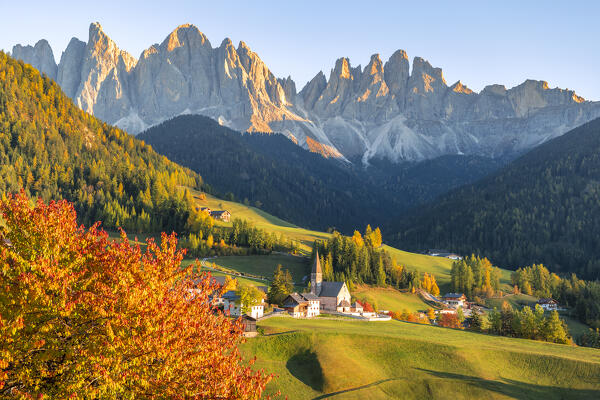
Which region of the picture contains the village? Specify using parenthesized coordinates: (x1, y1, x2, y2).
(198, 249, 564, 337)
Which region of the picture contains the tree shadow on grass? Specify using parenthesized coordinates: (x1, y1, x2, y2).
(286, 349, 324, 392)
(417, 368, 600, 400)
(311, 378, 404, 399)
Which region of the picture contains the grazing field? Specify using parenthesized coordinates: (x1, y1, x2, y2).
(241, 317, 600, 399)
(191, 191, 331, 254)
(352, 286, 433, 313)
(180, 259, 268, 287)
(384, 246, 513, 292)
(209, 255, 309, 283)
(485, 294, 539, 310)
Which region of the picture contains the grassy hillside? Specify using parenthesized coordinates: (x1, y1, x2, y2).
(352, 286, 432, 313)
(242, 317, 600, 399)
(208, 255, 308, 283)
(192, 190, 330, 254)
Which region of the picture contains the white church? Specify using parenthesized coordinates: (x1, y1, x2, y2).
(310, 250, 352, 312)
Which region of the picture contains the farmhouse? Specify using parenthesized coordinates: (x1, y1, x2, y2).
(427, 249, 463, 260)
(223, 290, 264, 319)
(310, 251, 352, 312)
(206, 276, 230, 306)
(537, 298, 559, 311)
(282, 292, 321, 318)
(211, 210, 231, 222)
(442, 293, 467, 308)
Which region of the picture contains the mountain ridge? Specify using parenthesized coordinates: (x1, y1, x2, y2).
(12, 22, 600, 163)
(392, 116, 600, 279)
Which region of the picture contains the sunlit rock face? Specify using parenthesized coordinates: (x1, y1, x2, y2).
(12, 22, 600, 163)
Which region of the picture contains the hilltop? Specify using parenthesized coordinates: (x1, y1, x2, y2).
(241, 317, 600, 399)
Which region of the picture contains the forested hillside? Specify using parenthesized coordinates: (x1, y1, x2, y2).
(139, 115, 503, 233)
(394, 117, 600, 279)
(0, 52, 201, 232)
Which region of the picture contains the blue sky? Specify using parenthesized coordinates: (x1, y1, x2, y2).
(1, 1, 599, 99)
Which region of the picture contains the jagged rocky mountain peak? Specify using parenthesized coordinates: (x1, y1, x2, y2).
(11, 23, 600, 163)
(12, 39, 57, 80)
(161, 23, 210, 52)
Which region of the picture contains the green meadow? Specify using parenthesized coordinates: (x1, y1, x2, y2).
(242, 317, 600, 399)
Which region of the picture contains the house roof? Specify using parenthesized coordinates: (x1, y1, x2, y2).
(443, 293, 466, 299)
(538, 298, 557, 304)
(312, 250, 322, 275)
(211, 276, 228, 286)
(257, 286, 268, 294)
(211, 210, 230, 216)
(301, 293, 320, 301)
(283, 293, 308, 307)
(319, 281, 346, 298)
(223, 290, 239, 301)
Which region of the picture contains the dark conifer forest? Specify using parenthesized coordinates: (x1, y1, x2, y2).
(139, 114, 502, 233)
(394, 117, 600, 279)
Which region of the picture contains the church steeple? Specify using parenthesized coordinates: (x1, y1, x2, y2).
(311, 249, 323, 295)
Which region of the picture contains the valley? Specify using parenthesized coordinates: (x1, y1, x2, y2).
(2, 7, 600, 398)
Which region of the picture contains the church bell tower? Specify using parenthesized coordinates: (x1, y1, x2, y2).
(311, 250, 323, 295)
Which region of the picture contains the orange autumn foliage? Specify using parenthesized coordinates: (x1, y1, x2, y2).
(438, 313, 463, 329)
(0, 192, 273, 398)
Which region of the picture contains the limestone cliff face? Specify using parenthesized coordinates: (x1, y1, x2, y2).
(12, 22, 600, 163)
(11, 39, 57, 80)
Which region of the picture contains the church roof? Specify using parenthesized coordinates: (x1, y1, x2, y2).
(319, 281, 345, 298)
(312, 250, 322, 275)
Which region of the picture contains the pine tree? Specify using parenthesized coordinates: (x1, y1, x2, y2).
(470, 311, 483, 331)
(544, 310, 569, 344)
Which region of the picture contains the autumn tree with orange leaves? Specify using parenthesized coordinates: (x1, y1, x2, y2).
(0, 192, 273, 398)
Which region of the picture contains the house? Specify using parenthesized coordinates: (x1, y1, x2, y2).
(310, 251, 352, 312)
(223, 290, 264, 319)
(442, 293, 467, 308)
(207, 276, 229, 306)
(537, 298, 559, 311)
(426, 249, 463, 260)
(199, 207, 212, 214)
(211, 210, 231, 222)
(282, 292, 321, 318)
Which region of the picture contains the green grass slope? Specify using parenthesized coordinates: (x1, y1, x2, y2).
(193, 191, 331, 254)
(243, 318, 600, 399)
(209, 255, 308, 283)
(353, 286, 432, 313)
